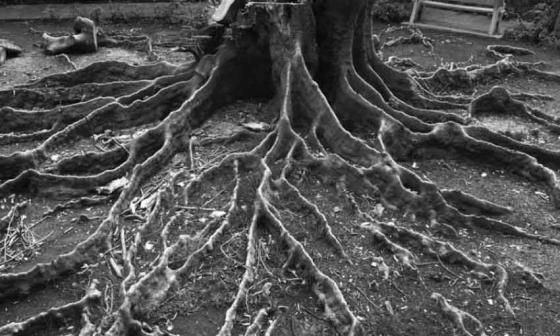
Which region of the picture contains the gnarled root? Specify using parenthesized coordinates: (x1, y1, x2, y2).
(415, 56, 559, 93)
(381, 28, 434, 51)
(431, 292, 487, 336)
(0, 280, 102, 336)
(361, 221, 515, 316)
(471, 86, 560, 134)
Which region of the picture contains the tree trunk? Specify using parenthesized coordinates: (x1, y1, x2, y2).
(1, 0, 560, 335)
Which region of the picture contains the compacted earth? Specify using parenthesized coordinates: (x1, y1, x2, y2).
(0, 17, 560, 336)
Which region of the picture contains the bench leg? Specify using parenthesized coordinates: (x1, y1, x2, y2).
(409, 0, 423, 25)
(488, 9, 503, 35)
(489, 1, 505, 36)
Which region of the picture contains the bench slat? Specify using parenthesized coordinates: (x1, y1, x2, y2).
(445, 0, 495, 7)
(423, 1, 495, 13)
(425, 0, 504, 8)
(411, 22, 502, 38)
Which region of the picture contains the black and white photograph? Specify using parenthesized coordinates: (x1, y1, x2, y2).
(0, 0, 559, 335)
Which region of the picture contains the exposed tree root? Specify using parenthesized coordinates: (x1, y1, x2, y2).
(244, 308, 271, 336)
(0, 39, 256, 299)
(0, 202, 27, 235)
(352, 12, 469, 111)
(509, 91, 554, 102)
(431, 292, 487, 336)
(0, 80, 153, 110)
(400, 123, 560, 209)
(0, 79, 201, 182)
(0, 280, 101, 336)
(0, 1, 559, 335)
(486, 44, 535, 59)
(259, 164, 359, 335)
(440, 189, 512, 216)
(0, 97, 113, 134)
(276, 177, 348, 258)
(414, 56, 560, 92)
(42, 194, 117, 218)
(100, 158, 244, 335)
(471, 86, 560, 134)
(20, 61, 178, 89)
(361, 221, 517, 316)
(97, 31, 153, 53)
(381, 28, 434, 51)
(217, 192, 258, 336)
(385, 56, 422, 70)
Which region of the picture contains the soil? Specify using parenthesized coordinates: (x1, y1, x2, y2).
(1, 18, 560, 336)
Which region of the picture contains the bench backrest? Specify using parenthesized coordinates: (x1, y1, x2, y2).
(443, 0, 504, 8)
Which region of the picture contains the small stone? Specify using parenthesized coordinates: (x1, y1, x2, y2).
(262, 282, 272, 296)
(166, 320, 174, 331)
(210, 210, 227, 218)
(241, 121, 270, 132)
(373, 204, 385, 217)
(384, 301, 394, 315)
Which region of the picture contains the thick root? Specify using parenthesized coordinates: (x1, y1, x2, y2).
(440, 189, 512, 216)
(415, 56, 560, 92)
(0, 59, 210, 182)
(471, 86, 560, 134)
(361, 221, 515, 316)
(20, 61, 178, 88)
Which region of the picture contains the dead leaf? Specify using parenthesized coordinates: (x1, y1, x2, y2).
(144, 241, 154, 251)
(384, 300, 394, 315)
(140, 193, 157, 210)
(241, 121, 270, 132)
(210, 210, 227, 218)
(97, 177, 128, 195)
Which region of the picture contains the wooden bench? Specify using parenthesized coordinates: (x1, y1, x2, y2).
(409, 0, 506, 38)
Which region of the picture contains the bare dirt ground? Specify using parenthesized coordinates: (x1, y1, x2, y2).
(0, 19, 560, 336)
